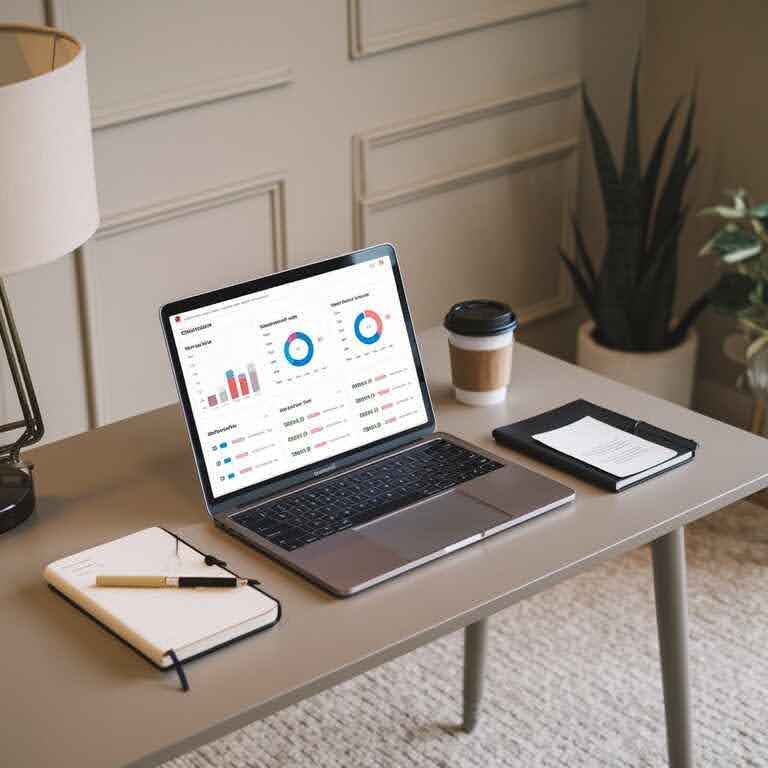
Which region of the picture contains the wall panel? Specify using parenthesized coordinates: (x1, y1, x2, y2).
(362, 80, 580, 195)
(364, 148, 577, 330)
(354, 81, 581, 330)
(349, 0, 584, 57)
(81, 177, 285, 425)
(58, 0, 294, 127)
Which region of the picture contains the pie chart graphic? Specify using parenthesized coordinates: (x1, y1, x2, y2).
(354, 310, 383, 345)
(284, 331, 314, 366)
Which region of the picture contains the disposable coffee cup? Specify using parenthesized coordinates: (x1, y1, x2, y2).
(443, 300, 518, 406)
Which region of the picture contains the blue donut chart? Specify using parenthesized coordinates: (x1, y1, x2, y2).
(284, 331, 314, 366)
(354, 310, 383, 345)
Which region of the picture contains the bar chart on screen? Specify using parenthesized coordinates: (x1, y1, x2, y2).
(192, 360, 264, 410)
(177, 313, 266, 412)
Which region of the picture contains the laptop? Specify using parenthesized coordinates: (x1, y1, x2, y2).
(161, 243, 574, 596)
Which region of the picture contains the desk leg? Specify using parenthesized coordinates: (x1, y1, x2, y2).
(463, 619, 488, 733)
(652, 527, 694, 768)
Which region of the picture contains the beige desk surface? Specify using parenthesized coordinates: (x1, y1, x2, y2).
(4, 327, 768, 768)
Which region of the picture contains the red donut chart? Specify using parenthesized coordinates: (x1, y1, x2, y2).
(354, 309, 383, 344)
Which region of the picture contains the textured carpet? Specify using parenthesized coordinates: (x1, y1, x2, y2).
(167, 501, 767, 767)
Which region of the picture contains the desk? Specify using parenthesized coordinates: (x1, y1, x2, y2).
(3, 327, 768, 768)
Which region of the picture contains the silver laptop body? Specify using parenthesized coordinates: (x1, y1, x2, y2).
(161, 244, 574, 596)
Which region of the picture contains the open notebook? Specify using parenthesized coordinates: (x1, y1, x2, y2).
(44, 527, 280, 686)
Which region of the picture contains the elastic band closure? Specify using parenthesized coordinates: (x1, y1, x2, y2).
(167, 649, 189, 692)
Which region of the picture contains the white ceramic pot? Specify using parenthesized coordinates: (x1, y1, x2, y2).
(577, 321, 698, 407)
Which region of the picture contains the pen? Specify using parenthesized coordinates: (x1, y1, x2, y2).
(632, 420, 699, 451)
(95, 575, 249, 588)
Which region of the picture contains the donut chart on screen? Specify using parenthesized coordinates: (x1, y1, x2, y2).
(354, 310, 383, 345)
(284, 331, 314, 366)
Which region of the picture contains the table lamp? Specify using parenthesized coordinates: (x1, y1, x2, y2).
(0, 23, 99, 533)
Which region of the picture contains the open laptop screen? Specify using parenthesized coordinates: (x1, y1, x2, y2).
(163, 245, 433, 505)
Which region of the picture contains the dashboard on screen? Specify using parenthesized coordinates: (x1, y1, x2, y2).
(168, 252, 430, 500)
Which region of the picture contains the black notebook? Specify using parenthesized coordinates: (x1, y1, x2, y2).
(492, 399, 697, 492)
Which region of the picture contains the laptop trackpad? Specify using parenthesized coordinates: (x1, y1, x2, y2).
(358, 492, 508, 561)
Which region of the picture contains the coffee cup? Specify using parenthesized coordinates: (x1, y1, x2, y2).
(443, 300, 518, 406)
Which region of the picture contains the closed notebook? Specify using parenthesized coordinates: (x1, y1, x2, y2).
(44, 527, 280, 672)
(492, 399, 697, 492)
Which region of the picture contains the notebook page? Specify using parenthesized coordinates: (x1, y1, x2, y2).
(532, 416, 677, 478)
(44, 527, 277, 663)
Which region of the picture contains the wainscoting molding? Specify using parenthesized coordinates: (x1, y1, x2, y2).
(348, 0, 585, 59)
(90, 67, 295, 130)
(76, 174, 287, 426)
(352, 81, 580, 324)
(47, 0, 295, 129)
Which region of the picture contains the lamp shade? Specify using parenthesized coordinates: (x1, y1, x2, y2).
(0, 23, 99, 276)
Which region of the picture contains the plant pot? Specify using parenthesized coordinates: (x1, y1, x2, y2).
(577, 321, 698, 407)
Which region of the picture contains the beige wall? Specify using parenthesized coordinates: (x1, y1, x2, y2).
(1, 1, 647, 443)
(642, 0, 768, 427)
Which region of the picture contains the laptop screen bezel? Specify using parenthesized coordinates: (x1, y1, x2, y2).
(160, 243, 436, 514)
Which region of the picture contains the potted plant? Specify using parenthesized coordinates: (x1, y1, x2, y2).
(561, 62, 710, 406)
(699, 189, 768, 429)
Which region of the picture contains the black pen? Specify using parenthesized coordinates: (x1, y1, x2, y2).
(96, 575, 249, 588)
(632, 420, 699, 451)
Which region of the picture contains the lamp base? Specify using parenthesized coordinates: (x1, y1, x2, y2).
(0, 463, 35, 534)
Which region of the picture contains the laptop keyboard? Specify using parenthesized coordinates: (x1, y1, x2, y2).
(232, 439, 503, 551)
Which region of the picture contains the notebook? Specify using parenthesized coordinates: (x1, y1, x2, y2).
(44, 527, 280, 679)
(492, 399, 697, 492)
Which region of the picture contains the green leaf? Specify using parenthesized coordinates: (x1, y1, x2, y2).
(667, 291, 711, 347)
(639, 100, 679, 272)
(709, 272, 756, 313)
(570, 214, 597, 288)
(582, 84, 636, 347)
(725, 188, 748, 211)
(710, 226, 760, 256)
(622, 54, 642, 188)
(750, 202, 768, 218)
(712, 224, 758, 253)
(750, 280, 767, 305)
(746, 334, 768, 360)
(581, 85, 623, 224)
(631, 215, 685, 349)
(559, 249, 597, 319)
(594, 263, 634, 348)
(648, 95, 696, 260)
(699, 233, 719, 256)
(656, 207, 689, 344)
(697, 205, 746, 219)
(722, 243, 763, 264)
(616, 54, 644, 293)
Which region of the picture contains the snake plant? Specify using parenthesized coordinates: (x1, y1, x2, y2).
(561, 61, 710, 351)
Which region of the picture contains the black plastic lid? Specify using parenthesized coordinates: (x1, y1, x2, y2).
(443, 299, 518, 336)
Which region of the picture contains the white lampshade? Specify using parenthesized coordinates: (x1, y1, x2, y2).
(0, 23, 99, 276)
